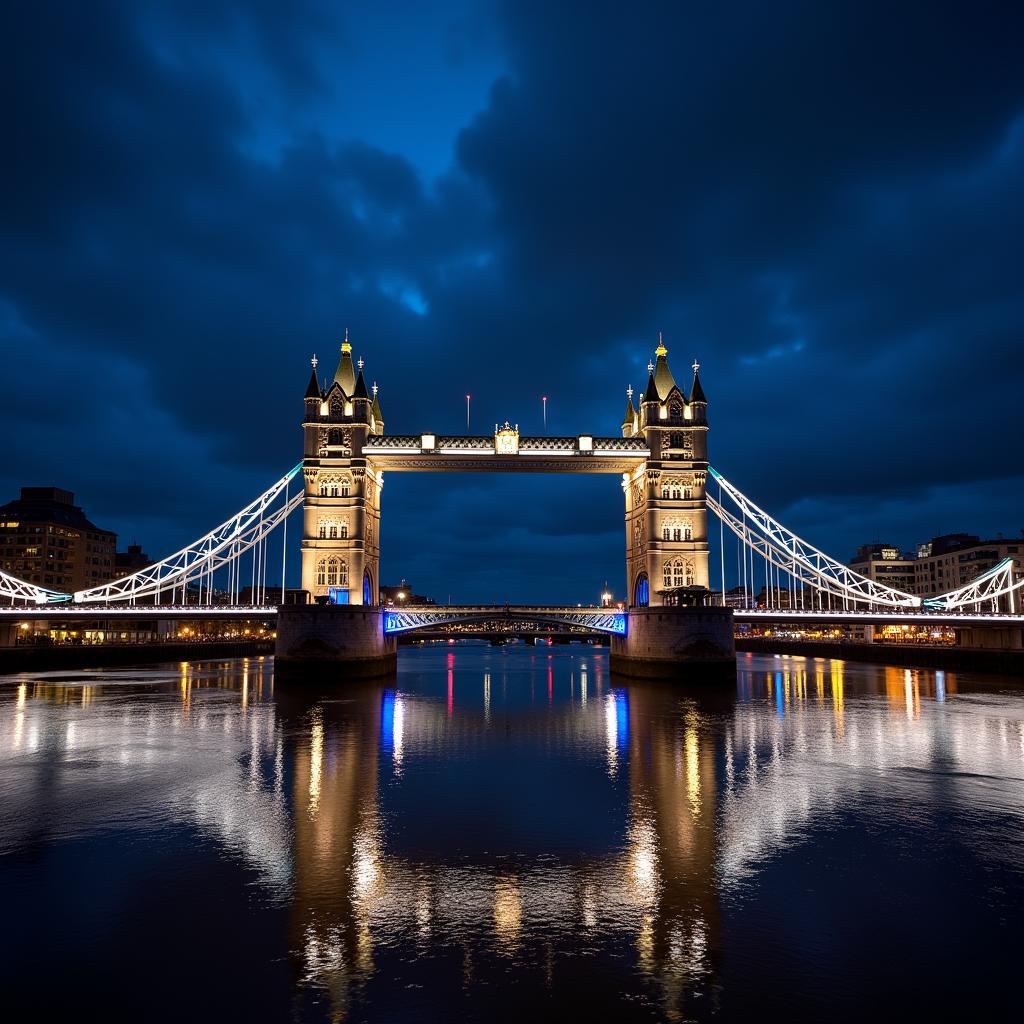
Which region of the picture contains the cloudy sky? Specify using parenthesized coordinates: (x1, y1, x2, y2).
(3, 1, 1022, 603)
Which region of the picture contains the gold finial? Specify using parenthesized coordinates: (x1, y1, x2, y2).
(655, 331, 667, 357)
(341, 327, 351, 354)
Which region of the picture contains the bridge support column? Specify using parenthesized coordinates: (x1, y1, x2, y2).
(275, 604, 396, 680)
(611, 606, 735, 681)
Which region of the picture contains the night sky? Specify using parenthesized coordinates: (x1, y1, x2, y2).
(3, 1, 1023, 604)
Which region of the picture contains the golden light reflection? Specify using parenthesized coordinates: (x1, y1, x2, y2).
(16, 682, 27, 709)
(483, 672, 491, 724)
(308, 712, 323, 819)
(628, 816, 660, 905)
(830, 660, 845, 738)
(493, 877, 522, 946)
(684, 724, 701, 818)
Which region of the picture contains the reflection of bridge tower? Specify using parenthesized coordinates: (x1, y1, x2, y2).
(280, 685, 384, 1019)
(300, 336, 385, 604)
(622, 338, 710, 606)
(623, 681, 727, 1017)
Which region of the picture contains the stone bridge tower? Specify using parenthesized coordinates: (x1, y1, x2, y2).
(299, 334, 385, 605)
(621, 337, 710, 607)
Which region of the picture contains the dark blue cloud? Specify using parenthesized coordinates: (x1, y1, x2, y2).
(2, 0, 1022, 601)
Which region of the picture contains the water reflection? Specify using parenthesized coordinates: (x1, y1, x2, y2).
(1, 650, 1023, 1021)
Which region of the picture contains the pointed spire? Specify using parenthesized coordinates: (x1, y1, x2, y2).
(333, 329, 356, 393)
(643, 368, 660, 405)
(353, 368, 369, 400)
(690, 357, 707, 404)
(371, 381, 383, 423)
(305, 354, 322, 400)
(653, 333, 676, 400)
(622, 385, 637, 427)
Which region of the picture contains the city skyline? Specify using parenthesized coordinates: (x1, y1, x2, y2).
(3, 1, 1023, 604)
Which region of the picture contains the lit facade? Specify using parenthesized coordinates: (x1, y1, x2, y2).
(620, 339, 711, 605)
(299, 337, 384, 604)
(0, 487, 116, 591)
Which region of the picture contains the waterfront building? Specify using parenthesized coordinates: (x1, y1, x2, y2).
(0, 487, 116, 591)
(849, 543, 917, 594)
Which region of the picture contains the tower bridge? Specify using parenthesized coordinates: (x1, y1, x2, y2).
(3, 334, 1023, 677)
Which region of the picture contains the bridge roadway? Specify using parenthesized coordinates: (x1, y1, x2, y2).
(2, 603, 1023, 628)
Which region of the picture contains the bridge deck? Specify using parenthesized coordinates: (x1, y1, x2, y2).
(1, 604, 1021, 628)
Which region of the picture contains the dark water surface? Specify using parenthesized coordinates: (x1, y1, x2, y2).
(1, 647, 1022, 1021)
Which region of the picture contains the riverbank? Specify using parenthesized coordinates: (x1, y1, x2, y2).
(735, 636, 1024, 674)
(0, 639, 274, 673)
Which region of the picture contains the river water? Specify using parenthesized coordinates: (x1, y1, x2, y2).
(1, 646, 1021, 1021)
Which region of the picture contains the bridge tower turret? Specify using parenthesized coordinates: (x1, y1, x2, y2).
(299, 334, 384, 606)
(623, 337, 710, 607)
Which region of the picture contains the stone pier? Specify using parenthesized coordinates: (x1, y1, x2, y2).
(611, 606, 736, 681)
(275, 604, 396, 679)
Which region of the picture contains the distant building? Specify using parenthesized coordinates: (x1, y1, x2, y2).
(381, 579, 435, 606)
(912, 533, 1024, 606)
(850, 542, 917, 595)
(114, 543, 153, 578)
(0, 487, 116, 592)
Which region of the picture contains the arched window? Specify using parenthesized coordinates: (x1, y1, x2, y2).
(662, 526, 670, 540)
(670, 431, 683, 448)
(341, 479, 350, 497)
(330, 396, 344, 419)
(673, 527, 682, 541)
(683, 486, 692, 500)
(316, 559, 326, 586)
(670, 403, 682, 420)
(327, 558, 339, 587)
(318, 524, 326, 538)
(339, 559, 349, 586)
(319, 480, 328, 497)
(634, 573, 649, 607)
(329, 524, 338, 539)
(363, 570, 373, 605)
(340, 523, 348, 538)
(684, 523, 692, 540)
(328, 428, 342, 446)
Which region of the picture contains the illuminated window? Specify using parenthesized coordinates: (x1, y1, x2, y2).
(664, 558, 693, 589)
(340, 523, 348, 538)
(316, 559, 326, 586)
(318, 524, 326, 538)
(327, 558, 339, 587)
(341, 480, 350, 497)
(329, 525, 338, 539)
